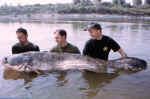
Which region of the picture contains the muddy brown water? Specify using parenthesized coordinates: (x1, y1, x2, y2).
(0, 21, 150, 99)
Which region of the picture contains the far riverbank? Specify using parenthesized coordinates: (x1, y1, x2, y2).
(0, 14, 150, 23)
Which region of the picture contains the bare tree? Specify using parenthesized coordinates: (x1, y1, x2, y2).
(93, 0, 101, 4)
(112, 0, 126, 5)
(145, 0, 150, 5)
(73, 0, 93, 5)
(132, 0, 142, 6)
(73, 0, 81, 5)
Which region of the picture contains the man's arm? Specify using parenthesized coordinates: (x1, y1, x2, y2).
(83, 40, 92, 56)
(108, 37, 127, 57)
(73, 47, 81, 54)
(118, 48, 127, 57)
(36, 45, 40, 51)
(12, 46, 19, 54)
(50, 47, 56, 52)
(83, 44, 89, 56)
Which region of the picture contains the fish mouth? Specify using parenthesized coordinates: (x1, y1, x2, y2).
(127, 66, 146, 72)
(126, 59, 147, 71)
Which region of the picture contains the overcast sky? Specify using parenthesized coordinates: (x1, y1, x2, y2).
(0, 0, 144, 6)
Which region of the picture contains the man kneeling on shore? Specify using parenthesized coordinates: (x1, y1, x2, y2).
(50, 29, 80, 54)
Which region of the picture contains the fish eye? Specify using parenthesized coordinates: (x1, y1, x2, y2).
(5, 57, 8, 61)
(2, 57, 8, 64)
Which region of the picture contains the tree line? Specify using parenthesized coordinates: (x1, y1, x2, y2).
(73, 0, 150, 6)
(0, 0, 150, 16)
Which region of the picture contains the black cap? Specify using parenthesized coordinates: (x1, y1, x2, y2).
(84, 23, 102, 31)
(16, 27, 28, 36)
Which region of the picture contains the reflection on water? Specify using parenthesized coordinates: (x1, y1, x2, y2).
(3, 69, 38, 84)
(0, 21, 150, 99)
(55, 72, 68, 87)
(81, 72, 119, 99)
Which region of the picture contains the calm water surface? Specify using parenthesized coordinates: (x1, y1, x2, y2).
(0, 21, 150, 99)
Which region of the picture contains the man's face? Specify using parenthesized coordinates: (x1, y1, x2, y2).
(16, 32, 28, 43)
(88, 29, 101, 39)
(54, 31, 66, 44)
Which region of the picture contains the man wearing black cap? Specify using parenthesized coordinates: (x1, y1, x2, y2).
(12, 28, 40, 54)
(83, 23, 127, 60)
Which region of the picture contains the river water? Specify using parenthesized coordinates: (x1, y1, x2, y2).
(0, 21, 150, 99)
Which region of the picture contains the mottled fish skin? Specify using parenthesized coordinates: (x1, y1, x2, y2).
(108, 57, 147, 71)
(1, 52, 147, 73)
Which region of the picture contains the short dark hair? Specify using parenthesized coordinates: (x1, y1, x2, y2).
(87, 23, 102, 30)
(57, 29, 67, 38)
(16, 28, 28, 36)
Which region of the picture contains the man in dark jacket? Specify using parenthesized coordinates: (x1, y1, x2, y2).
(12, 28, 40, 54)
(50, 29, 80, 54)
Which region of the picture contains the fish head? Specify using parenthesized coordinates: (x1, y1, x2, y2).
(2, 56, 8, 64)
(2, 54, 32, 66)
(126, 57, 147, 71)
(112, 57, 147, 72)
